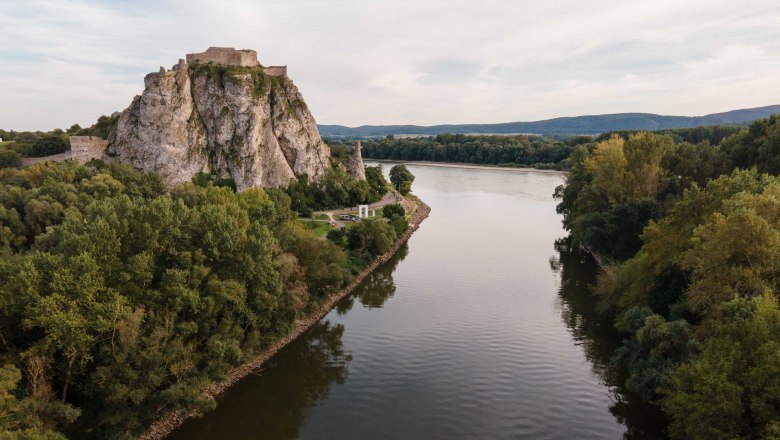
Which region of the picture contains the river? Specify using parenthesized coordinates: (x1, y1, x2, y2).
(169, 163, 665, 439)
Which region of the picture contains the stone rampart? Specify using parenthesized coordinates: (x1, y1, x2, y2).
(21, 136, 107, 166)
(186, 47, 259, 67)
(69, 136, 108, 163)
(263, 66, 287, 77)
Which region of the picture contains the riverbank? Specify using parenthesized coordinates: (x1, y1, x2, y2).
(367, 159, 565, 174)
(142, 197, 431, 440)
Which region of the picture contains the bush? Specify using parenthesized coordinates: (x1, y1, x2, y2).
(30, 135, 68, 157)
(389, 164, 415, 195)
(0, 149, 21, 168)
(326, 228, 345, 246)
(382, 203, 405, 220)
(347, 218, 397, 257)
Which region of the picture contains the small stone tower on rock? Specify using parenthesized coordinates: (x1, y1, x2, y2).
(348, 140, 367, 181)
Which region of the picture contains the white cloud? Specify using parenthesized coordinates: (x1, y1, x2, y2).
(1, 0, 779, 130)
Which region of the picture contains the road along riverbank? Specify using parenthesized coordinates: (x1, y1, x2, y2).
(142, 198, 431, 440)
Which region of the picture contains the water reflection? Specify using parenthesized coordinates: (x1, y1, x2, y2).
(170, 243, 409, 440)
(335, 243, 408, 313)
(170, 164, 666, 440)
(553, 240, 668, 439)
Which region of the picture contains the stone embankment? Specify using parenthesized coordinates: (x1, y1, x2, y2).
(143, 199, 431, 440)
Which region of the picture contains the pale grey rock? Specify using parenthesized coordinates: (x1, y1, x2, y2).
(108, 55, 330, 189)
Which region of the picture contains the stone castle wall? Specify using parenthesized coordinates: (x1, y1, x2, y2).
(22, 136, 107, 167)
(144, 66, 173, 88)
(142, 50, 286, 84)
(186, 47, 259, 67)
(263, 66, 288, 77)
(69, 136, 108, 163)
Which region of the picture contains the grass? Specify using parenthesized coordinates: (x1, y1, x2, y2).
(0, 141, 15, 148)
(299, 219, 333, 237)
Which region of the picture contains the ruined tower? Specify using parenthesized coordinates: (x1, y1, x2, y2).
(347, 140, 366, 181)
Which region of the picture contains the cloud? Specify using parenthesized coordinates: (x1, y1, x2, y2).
(1, 0, 779, 130)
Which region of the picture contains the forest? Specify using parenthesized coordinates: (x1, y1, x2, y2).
(334, 134, 579, 169)
(0, 158, 409, 439)
(330, 125, 744, 171)
(555, 114, 780, 439)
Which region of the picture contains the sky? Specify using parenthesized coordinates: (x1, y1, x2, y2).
(2, 0, 780, 131)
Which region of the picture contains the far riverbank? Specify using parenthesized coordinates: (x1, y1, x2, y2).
(368, 159, 565, 174)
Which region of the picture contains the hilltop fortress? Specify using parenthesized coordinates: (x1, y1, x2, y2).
(186, 47, 260, 67)
(185, 47, 288, 76)
(108, 47, 332, 189)
(145, 47, 289, 88)
(28, 47, 365, 189)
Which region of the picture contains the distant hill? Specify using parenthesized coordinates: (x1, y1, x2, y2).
(318, 105, 780, 138)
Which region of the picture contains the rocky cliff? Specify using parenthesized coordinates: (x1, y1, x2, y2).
(107, 52, 330, 189)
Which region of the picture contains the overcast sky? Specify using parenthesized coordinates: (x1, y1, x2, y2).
(2, 0, 780, 131)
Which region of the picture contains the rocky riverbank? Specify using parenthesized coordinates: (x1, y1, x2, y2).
(142, 198, 431, 440)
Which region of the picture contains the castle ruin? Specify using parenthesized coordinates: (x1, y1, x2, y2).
(347, 140, 366, 181)
(22, 136, 107, 167)
(182, 47, 287, 76)
(144, 47, 288, 89)
(69, 136, 108, 163)
(186, 47, 259, 67)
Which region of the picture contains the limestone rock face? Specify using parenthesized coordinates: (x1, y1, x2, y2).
(108, 59, 330, 189)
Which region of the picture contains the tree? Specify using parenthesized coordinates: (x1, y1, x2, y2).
(682, 184, 780, 315)
(623, 132, 671, 199)
(0, 149, 21, 168)
(382, 203, 405, 220)
(347, 218, 397, 257)
(389, 164, 415, 195)
(614, 308, 698, 401)
(365, 165, 389, 197)
(662, 294, 780, 440)
(30, 135, 68, 157)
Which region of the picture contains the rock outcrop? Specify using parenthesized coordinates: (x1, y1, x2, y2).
(107, 48, 330, 189)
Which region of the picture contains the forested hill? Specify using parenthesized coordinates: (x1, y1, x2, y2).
(318, 104, 780, 137)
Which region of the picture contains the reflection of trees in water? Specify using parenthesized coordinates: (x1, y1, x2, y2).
(336, 243, 409, 314)
(169, 320, 351, 440)
(552, 240, 667, 440)
(172, 243, 409, 439)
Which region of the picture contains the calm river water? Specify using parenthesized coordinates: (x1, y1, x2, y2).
(170, 163, 665, 439)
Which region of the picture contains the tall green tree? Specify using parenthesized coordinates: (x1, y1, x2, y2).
(389, 164, 415, 195)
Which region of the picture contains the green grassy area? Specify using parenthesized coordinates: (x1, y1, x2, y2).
(314, 213, 330, 221)
(299, 219, 333, 237)
(0, 141, 15, 148)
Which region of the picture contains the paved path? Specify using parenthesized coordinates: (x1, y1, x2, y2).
(313, 191, 399, 228)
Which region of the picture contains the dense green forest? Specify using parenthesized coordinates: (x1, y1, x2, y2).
(330, 125, 744, 171)
(555, 114, 780, 439)
(339, 134, 580, 169)
(0, 159, 409, 439)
